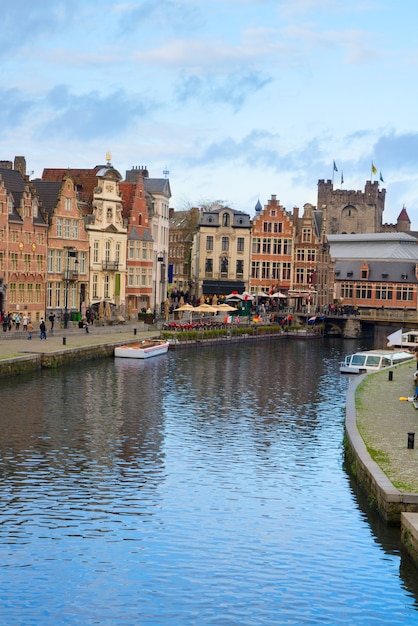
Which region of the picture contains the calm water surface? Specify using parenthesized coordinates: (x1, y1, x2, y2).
(1, 337, 418, 625)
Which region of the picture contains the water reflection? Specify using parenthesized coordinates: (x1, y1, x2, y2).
(0, 337, 417, 624)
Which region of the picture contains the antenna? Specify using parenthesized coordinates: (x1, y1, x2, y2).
(163, 165, 169, 178)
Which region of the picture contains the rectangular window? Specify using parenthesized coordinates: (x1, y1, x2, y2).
(116, 243, 121, 264)
(56, 250, 62, 273)
(65, 198, 71, 211)
(27, 283, 33, 303)
(11, 253, 18, 271)
(251, 261, 260, 279)
(142, 269, 147, 286)
(302, 228, 311, 243)
(262, 239, 271, 254)
(47, 282, 52, 307)
(128, 268, 134, 286)
(236, 260, 244, 277)
(72, 220, 79, 239)
(375, 285, 392, 300)
(35, 284, 41, 303)
(271, 262, 280, 280)
(282, 263, 291, 281)
(296, 249, 305, 262)
(104, 275, 109, 298)
(206, 236, 213, 251)
(273, 223, 283, 234)
(263, 222, 272, 233)
(295, 268, 305, 284)
(129, 242, 135, 259)
(341, 284, 353, 299)
(396, 286, 413, 301)
(48, 250, 54, 272)
(37, 255, 43, 272)
(92, 274, 98, 299)
(252, 238, 261, 254)
(18, 284, 25, 303)
(307, 249, 316, 262)
(57, 218, 62, 237)
(93, 241, 99, 263)
(24, 254, 31, 272)
(261, 261, 270, 279)
(79, 252, 86, 274)
(221, 237, 229, 252)
(142, 243, 147, 260)
(356, 286, 372, 299)
(55, 283, 61, 307)
(65, 219, 71, 238)
(237, 237, 244, 252)
(205, 258, 213, 277)
(9, 283, 16, 303)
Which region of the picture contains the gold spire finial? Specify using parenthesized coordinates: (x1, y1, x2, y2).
(106, 151, 112, 164)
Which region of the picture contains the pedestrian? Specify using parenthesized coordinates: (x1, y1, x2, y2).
(15, 313, 21, 330)
(49, 313, 55, 331)
(40, 318, 47, 340)
(27, 321, 34, 340)
(2, 315, 7, 333)
(23, 314, 29, 332)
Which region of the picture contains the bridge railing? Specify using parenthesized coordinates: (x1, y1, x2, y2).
(359, 308, 418, 324)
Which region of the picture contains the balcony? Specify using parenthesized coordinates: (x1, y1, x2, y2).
(102, 260, 119, 271)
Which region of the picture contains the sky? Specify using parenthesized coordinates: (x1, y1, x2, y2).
(2, 0, 418, 226)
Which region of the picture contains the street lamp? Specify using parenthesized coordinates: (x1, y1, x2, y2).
(64, 247, 77, 329)
(154, 252, 164, 322)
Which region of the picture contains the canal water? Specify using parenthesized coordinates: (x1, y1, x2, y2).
(1, 337, 418, 625)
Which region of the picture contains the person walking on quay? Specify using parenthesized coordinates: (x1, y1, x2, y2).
(15, 313, 21, 331)
(49, 313, 55, 331)
(23, 313, 29, 332)
(2, 315, 7, 333)
(27, 321, 34, 340)
(40, 318, 47, 340)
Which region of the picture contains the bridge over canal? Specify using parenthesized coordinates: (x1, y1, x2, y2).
(296, 309, 418, 338)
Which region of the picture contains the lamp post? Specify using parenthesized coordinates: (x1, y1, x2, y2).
(154, 251, 164, 322)
(64, 247, 77, 329)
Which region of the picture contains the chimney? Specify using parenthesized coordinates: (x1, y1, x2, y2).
(14, 156, 26, 178)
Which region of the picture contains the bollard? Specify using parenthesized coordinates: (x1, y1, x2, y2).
(408, 432, 415, 449)
(62, 337, 66, 346)
(134, 328, 137, 335)
(388, 370, 393, 381)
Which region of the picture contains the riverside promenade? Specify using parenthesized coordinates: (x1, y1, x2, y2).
(345, 359, 418, 563)
(0, 321, 159, 374)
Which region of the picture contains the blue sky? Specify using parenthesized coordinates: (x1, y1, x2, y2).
(2, 0, 418, 225)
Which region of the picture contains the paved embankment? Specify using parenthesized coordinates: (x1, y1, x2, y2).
(0, 322, 160, 375)
(345, 360, 418, 563)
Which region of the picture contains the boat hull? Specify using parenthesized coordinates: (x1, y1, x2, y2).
(114, 341, 169, 359)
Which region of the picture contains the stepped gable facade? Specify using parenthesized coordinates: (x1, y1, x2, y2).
(0, 157, 48, 320)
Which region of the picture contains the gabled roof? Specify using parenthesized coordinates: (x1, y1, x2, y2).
(32, 180, 62, 218)
(328, 232, 418, 261)
(144, 178, 171, 198)
(335, 259, 418, 283)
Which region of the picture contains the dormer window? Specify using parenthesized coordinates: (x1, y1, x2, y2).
(222, 212, 230, 227)
(360, 262, 369, 280)
(402, 273, 408, 280)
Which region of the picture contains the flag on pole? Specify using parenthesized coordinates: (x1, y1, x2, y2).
(333, 161, 338, 172)
(341, 171, 344, 185)
(380, 171, 384, 182)
(371, 162, 377, 175)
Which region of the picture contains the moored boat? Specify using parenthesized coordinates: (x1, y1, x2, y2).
(387, 329, 418, 349)
(114, 339, 169, 359)
(339, 349, 413, 374)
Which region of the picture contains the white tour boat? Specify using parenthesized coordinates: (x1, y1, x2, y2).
(339, 349, 413, 374)
(387, 328, 418, 349)
(114, 339, 169, 359)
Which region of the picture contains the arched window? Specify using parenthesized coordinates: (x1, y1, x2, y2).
(222, 212, 230, 227)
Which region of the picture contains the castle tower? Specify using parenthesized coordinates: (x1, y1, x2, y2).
(317, 179, 386, 234)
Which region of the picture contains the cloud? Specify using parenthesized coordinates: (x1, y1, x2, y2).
(175, 70, 272, 111)
(114, 0, 204, 34)
(40, 85, 155, 140)
(373, 132, 418, 169)
(0, 88, 36, 128)
(0, 1, 82, 53)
